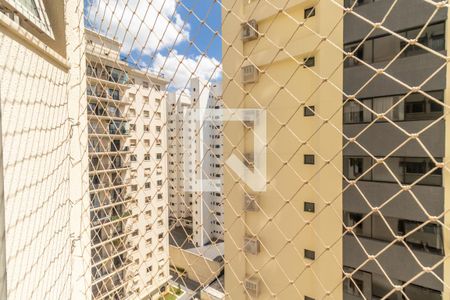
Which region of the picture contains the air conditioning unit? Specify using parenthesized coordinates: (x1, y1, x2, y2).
(241, 65, 259, 84)
(244, 236, 260, 255)
(244, 194, 259, 212)
(244, 277, 260, 296)
(241, 19, 258, 41)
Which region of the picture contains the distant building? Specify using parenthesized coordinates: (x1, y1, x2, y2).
(86, 29, 170, 299)
(167, 78, 224, 247)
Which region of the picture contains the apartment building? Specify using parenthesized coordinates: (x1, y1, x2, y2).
(342, 1, 448, 299)
(222, 1, 344, 299)
(86, 30, 170, 299)
(0, 0, 86, 299)
(167, 78, 224, 247)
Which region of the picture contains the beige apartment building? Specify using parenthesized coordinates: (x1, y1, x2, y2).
(223, 0, 450, 300)
(222, 1, 344, 299)
(86, 30, 170, 299)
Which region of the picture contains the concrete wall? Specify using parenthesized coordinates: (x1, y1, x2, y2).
(0, 0, 85, 298)
(169, 245, 222, 286)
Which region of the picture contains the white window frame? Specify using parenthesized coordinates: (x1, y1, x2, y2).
(2, 0, 54, 38)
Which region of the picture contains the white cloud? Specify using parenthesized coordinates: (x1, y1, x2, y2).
(150, 51, 222, 90)
(85, 0, 189, 55)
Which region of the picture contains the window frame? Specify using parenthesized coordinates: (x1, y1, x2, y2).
(2, 0, 54, 38)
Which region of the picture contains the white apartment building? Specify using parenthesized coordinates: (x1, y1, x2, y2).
(167, 78, 224, 247)
(85, 30, 170, 299)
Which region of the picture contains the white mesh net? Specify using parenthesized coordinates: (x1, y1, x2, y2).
(0, 0, 449, 299)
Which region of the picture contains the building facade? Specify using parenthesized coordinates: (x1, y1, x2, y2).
(86, 30, 170, 299)
(0, 0, 86, 299)
(342, 0, 449, 299)
(222, 1, 344, 299)
(167, 78, 224, 247)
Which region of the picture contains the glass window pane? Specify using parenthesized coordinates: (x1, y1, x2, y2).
(17, 0, 40, 19)
(373, 35, 401, 63)
(373, 96, 397, 120)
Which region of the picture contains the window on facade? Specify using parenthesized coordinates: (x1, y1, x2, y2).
(343, 274, 364, 297)
(344, 43, 365, 67)
(344, 22, 445, 66)
(304, 106, 315, 117)
(398, 220, 443, 254)
(304, 249, 315, 260)
(304, 7, 315, 18)
(344, 212, 370, 237)
(145, 182, 151, 189)
(304, 202, 315, 213)
(343, 91, 443, 123)
(402, 157, 442, 186)
(344, 157, 371, 180)
(343, 99, 372, 124)
(303, 56, 315, 68)
(304, 155, 315, 165)
(144, 154, 150, 161)
(144, 110, 150, 118)
(108, 89, 120, 100)
(3, 0, 53, 37)
(403, 284, 442, 300)
(143, 81, 149, 89)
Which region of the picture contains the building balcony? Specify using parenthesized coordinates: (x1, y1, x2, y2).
(86, 66, 130, 88)
(89, 180, 129, 193)
(88, 112, 128, 122)
(89, 165, 129, 174)
(88, 127, 130, 138)
(87, 95, 131, 107)
(91, 262, 131, 288)
(89, 145, 130, 156)
(91, 211, 132, 230)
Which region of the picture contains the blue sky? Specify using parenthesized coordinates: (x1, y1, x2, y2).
(85, 0, 222, 90)
(175, 0, 222, 61)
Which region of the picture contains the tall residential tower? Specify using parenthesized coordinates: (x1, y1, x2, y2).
(86, 30, 170, 299)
